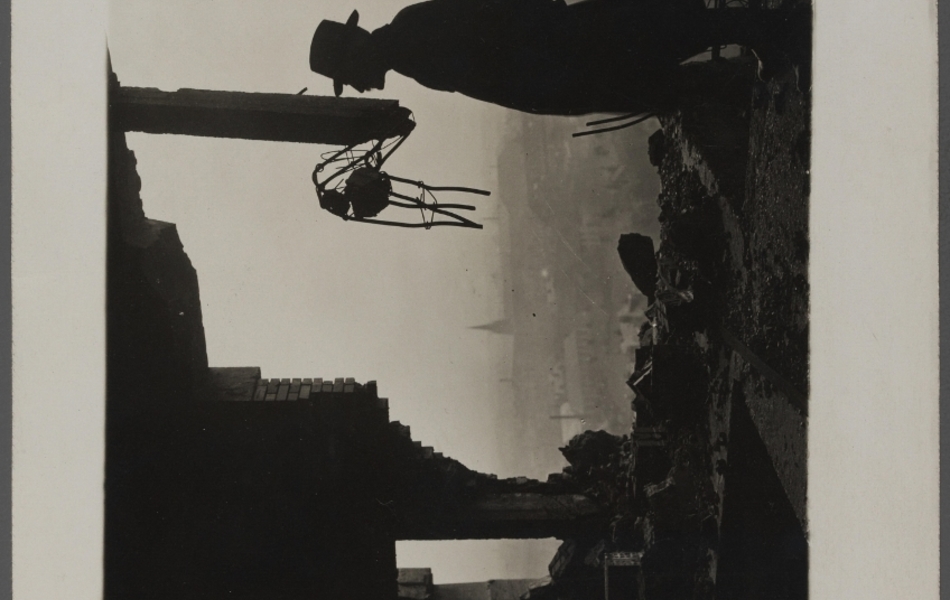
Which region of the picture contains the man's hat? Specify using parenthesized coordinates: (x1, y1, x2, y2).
(310, 10, 363, 97)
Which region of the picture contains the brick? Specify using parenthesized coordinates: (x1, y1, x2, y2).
(299, 384, 311, 399)
(343, 384, 355, 393)
(276, 384, 290, 401)
(253, 385, 267, 401)
(333, 379, 344, 393)
(303, 378, 312, 384)
(322, 382, 334, 393)
(344, 377, 356, 384)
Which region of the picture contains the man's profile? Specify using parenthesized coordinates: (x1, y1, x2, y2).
(310, 0, 809, 115)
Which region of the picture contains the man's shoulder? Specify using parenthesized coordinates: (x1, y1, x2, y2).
(391, 0, 565, 21)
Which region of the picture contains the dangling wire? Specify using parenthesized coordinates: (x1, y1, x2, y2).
(573, 113, 655, 138)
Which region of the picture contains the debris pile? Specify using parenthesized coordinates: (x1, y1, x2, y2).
(526, 53, 809, 599)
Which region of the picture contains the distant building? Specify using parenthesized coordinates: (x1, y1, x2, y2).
(470, 318, 514, 335)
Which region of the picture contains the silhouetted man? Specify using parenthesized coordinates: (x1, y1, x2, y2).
(310, 0, 809, 115)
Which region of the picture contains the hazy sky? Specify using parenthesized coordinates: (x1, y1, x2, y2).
(108, 0, 559, 583)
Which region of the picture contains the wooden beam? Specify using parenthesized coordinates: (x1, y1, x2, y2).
(395, 492, 607, 540)
(110, 86, 415, 146)
(471, 492, 603, 522)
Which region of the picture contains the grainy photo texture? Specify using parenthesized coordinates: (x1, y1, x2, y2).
(106, 0, 810, 598)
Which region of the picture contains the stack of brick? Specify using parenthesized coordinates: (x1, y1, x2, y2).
(207, 368, 391, 417)
(253, 376, 365, 401)
(388, 421, 446, 463)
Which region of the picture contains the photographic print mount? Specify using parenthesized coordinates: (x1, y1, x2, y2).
(104, 0, 812, 597)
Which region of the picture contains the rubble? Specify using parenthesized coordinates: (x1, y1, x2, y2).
(531, 37, 809, 600)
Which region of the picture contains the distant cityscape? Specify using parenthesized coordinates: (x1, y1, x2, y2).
(486, 112, 662, 480)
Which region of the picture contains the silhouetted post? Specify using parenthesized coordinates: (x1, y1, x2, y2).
(110, 86, 415, 146)
(395, 489, 607, 540)
(461, 492, 605, 539)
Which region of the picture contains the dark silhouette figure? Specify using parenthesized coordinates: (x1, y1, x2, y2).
(310, 1, 810, 115)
